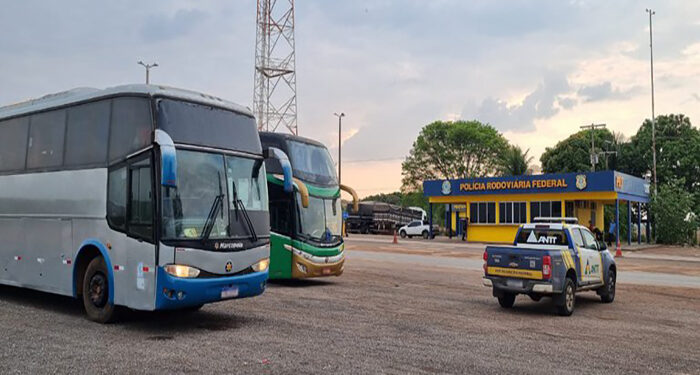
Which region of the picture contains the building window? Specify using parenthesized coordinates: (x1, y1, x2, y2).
(530, 201, 562, 221)
(499, 202, 527, 224)
(469, 202, 496, 224)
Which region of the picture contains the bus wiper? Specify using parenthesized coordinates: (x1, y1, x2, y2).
(201, 172, 225, 242)
(234, 199, 258, 243)
(229, 178, 257, 242)
(201, 194, 224, 242)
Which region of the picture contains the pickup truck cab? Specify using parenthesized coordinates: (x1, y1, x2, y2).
(398, 220, 435, 239)
(482, 218, 616, 316)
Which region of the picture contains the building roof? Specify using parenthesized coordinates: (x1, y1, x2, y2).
(0, 84, 253, 120)
(423, 170, 650, 203)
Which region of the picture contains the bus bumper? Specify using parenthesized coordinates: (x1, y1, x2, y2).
(155, 267, 268, 310)
(291, 253, 345, 278)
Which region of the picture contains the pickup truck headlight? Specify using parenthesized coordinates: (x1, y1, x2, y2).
(165, 264, 201, 278)
(252, 258, 270, 272)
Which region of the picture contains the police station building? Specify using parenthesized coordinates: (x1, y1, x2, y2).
(423, 171, 650, 245)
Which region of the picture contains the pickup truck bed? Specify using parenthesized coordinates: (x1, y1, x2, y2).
(484, 245, 568, 294)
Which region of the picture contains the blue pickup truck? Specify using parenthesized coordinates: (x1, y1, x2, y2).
(482, 219, 616, 316)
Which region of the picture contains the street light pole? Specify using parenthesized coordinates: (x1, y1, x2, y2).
(646, 8, 658, 195)
(334, 112, 345, 184)
(137, 61, 159, 84)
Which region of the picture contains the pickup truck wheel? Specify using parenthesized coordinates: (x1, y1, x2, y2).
(422, 230, 429, 239)
(556, 278, 576, 316)
(399, 230, 407, 238)
(600, 270, 616, 303)
(497, 293, 516, 308)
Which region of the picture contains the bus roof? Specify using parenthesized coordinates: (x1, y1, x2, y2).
(259, 131, 327, 149)
(0, 84, 253, 121)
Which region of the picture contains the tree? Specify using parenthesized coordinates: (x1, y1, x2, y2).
(625, 114, 700, 212)
(401, 120, 508, 191)
(540, 128, 619, 173)
(497, 145, 533, 176)
(649, 179, 698, 245)
(361, 192, 402, 205)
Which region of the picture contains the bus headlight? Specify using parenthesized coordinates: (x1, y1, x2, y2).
(165, 264, 201, 278)
(252, 258, 270, 272)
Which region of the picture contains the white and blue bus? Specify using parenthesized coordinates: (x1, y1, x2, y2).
(0, 85, 292, 322)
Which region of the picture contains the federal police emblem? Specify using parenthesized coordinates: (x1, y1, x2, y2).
(575, 174, 587, 190)
(441, 180, 451, 195)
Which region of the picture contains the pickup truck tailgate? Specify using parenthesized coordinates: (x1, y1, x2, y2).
(485, 246, 546, 280)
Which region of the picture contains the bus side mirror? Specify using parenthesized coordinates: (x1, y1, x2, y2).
(263, 147, 293, 193)
(154, 129, 177, 187)
(340, 184, 359, 213)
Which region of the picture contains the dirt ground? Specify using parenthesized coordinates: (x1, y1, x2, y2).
(0, 236, 699, 374)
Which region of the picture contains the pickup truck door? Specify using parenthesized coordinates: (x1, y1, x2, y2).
(572, 228, 603, 285)
(406, 221, 420, 235)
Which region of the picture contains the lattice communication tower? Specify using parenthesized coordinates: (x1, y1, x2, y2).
(253, 0, 298, 134)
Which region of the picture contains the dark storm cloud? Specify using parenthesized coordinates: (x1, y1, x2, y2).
(578, 82, 639, 102)
(461, 72, 571, 132)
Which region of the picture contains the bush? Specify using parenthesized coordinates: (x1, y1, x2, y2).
(650, 180, 698, 245)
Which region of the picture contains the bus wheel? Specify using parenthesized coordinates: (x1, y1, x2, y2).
(82, 257, 117, 323)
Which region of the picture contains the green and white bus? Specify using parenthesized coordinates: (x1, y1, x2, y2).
(0, 85, 292, 322)
(260, 132, 358, 279)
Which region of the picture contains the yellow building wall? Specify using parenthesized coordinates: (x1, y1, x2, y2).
(433, 191, 617, 243)
(467, 225, 519, 243)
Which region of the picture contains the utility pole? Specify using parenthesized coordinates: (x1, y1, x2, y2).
(646, 8, 658, 195)
(334, 112, 345, 183)
(580, 123, 606, 171)
(137, 61, 158, 84)
(601, 140, 617, 170)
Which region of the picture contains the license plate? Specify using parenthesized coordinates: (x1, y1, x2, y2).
(221, 286, 239, 299)
(507, 279, 523, 288)
(322, 268, 331, 275)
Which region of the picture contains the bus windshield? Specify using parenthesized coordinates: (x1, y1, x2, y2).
(161, 149, 268, 241)
(287, 140, 337, 185)
(296, 194, 342, 244)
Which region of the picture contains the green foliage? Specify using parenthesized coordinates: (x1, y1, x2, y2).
(650, 179, 698, 245)
(361, 189, 445, 223)
(625, 114, 700, 212)
(401, 120, 509, 191)
(497, 145, 533, 176)
(540, 128, 620, 173)
(361, 192, 402, 205)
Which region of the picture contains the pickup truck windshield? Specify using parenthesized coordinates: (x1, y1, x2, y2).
(516, 228, 569, 246)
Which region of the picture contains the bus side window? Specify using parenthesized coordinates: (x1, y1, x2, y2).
(107, 167, 128, 231)
(270, 199, 292, 235)
(128, 158, 153, 242)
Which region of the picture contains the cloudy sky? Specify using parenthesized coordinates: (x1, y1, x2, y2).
(2, 1, 699, 197)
